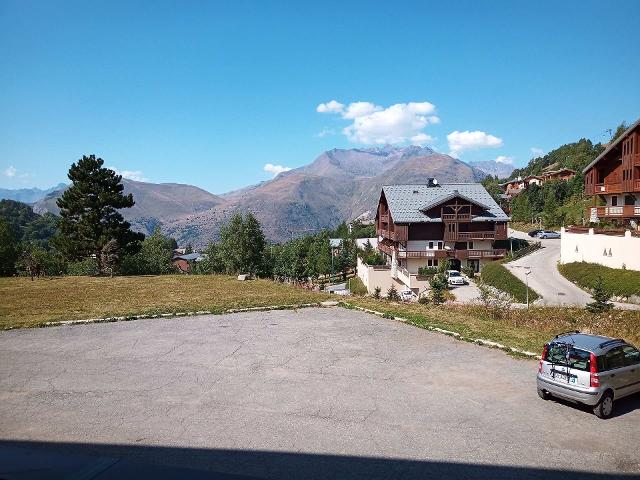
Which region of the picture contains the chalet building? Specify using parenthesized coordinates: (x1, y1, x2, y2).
(561, 118, 640, 272)
(499, 168, 575, 198)
(357, 181, 509, 295)
(583, 118, 640, 224)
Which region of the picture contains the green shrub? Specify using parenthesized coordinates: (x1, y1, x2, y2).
(373, 286, 381, 299)
(430, 273, 448, 305)
(586, 276, 613, 313)
(348, 276, 368, 295)
(67, 257, 99, 276)
(386, 284, 400, 301)
(417, 266, 438, 277)
(559, 262, 640, 299)
(480, 262, 539, 304)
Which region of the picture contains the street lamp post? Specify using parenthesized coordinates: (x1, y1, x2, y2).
(525, 269, 531, 309)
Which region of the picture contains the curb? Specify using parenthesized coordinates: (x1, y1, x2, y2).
(341, 302, 540, 359)
(36, 302, 324, 329)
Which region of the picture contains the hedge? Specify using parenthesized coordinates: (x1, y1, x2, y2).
(558, 262, 640, 299)
(480, 262, 540, 303)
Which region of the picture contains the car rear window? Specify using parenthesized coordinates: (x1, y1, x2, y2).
(545, 343, 591, 371)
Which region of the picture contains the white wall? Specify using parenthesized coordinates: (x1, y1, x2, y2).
(357, 257, 397, 294)
(560, 227, 640, 271)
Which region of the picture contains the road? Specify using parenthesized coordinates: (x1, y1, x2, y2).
(1, 308, 639, 479)
(505, 229, 638, 309)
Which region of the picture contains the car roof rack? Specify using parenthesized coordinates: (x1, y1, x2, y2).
(598, 338, 625, 349)
(554, 330, 580, 339)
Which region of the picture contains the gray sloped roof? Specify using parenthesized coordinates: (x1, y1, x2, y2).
(382, 183, 510, 223)
(582, 117, 640, 174)
(173, 253, 202, 261)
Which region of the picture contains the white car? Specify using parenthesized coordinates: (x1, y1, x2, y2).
(400, 289, 416, 302)
(445, 270, 465, 286)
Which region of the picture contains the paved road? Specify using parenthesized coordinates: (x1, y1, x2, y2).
(505, 229, 638, 309)
(1, 308, 639, 479)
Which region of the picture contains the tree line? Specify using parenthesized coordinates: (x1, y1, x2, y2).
(0, 155, 372, 282)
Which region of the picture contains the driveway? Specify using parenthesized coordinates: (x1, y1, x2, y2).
(1, 308, 639, 479)
(506, 229, 638, 309)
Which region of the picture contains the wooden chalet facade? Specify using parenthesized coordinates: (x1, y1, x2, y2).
(369, 183, 508, 293)
(583, 119, 640, 225)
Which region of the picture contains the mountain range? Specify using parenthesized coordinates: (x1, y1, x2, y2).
(0, 183, 67, 204)
(17, 146, 513, 245)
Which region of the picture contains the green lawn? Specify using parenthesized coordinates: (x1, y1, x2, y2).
(0, 275, 329, 329)
(479, 262, 540, 303)
(558, 262, 640, 299)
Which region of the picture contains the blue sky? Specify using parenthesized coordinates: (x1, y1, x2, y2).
(1, 0, 639, 193)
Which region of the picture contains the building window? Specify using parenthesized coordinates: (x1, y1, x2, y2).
(428, 241, 433, 249)
(437, 241, 443, 249)
(611, 196, 618, 207)
(468, 241, 474, 249)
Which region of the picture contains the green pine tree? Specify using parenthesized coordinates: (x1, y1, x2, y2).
(586, 276, 613, 313)
(53, 155, 143, 273)
(0, 218, 19, 276)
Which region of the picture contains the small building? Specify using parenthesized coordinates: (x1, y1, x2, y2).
(357, 181, 509, 295)
(499, 168, 575, 198)
(172, 252, 203, 273)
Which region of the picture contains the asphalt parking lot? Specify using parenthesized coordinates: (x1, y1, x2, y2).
(1, 307, 639, 479)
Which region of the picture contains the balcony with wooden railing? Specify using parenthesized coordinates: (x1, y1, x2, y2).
(589, 205, 640, 218)
(444, 230, 497, 242)
(378, 242, 505, 261)
(594, 183, 623, 194)
(441, 213, 472, 221)
(454, 249, 507, 260)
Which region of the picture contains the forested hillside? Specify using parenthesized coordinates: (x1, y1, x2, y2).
(482, 123, 628, 227)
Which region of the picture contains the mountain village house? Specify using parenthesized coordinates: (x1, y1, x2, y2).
(357, 181, 509, 295)
(561, 119, 640, 271)
(499, 168, 575, 198)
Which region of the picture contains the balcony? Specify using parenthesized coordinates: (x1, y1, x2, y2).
(444, 230, 497, 241)
(454, 249, 507, 260)
(636, 179, 640, 191)
(442, 213, 472, 221)
(377, 225, 408, 242)
(594, 183, 623, 194)
(378, 242, 505, 261)
(589, 206, 640, 218)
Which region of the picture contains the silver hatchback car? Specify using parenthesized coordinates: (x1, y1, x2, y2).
(537, 332, 640, 418)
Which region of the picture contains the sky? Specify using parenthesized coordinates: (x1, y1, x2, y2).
(1, 0, 639, 193)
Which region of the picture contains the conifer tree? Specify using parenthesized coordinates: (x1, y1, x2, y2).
(53, 155, 143, 272)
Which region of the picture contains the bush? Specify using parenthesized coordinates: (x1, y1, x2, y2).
(361, 251, 386, 266)
(417, 266, 438, 277)
(586, 276, 613, 313)
(67, 257, 99, 276)
(386, 284, 400, 301)
(461, 266, 475, 279)
(558, 262, 640, 299)
(480, 262, 539, 304)
(373, 286, 381, 299)
(349, 276, 368, 295)
(430, 273, 448, 305)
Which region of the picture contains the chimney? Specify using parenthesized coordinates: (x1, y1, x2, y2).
(427, 178, 439, 187)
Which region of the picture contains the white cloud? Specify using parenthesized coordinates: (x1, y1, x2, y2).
(495, 155, 514, 165)
(530, 147, 545, 156)
(264, 163, 291, 177)
(447, 130, 503, 157)
(316, 100, 439, 145)
(315, 127, 335, 138)
(109, 166, 148, 182)
(342, 101, 382, 119)
(410, 133, 434, 145)
(316, 100, 344, 114)
(4, 165, 17, 177)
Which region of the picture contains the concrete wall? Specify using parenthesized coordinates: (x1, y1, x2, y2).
(560, 227, 640, 271)
(357, 258, 397, 294)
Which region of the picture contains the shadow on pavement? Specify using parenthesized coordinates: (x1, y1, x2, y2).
(1, 440, 638, 480)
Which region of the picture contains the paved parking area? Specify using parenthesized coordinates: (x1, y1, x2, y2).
(1, 307, 639, 479)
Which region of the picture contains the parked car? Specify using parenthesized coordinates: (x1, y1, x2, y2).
(536, 230, 561, 239)
(445, 270, 465, 286)
(528, 229, 543, 237)
(399, 289, 416, 302)
(537, 332, 640, 419)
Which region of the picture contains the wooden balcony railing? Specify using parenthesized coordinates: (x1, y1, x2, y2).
(445, 231, 497, 241)
(378, 242, 506, 261)
(455, 249, 507, 259)
(379, 213, 389, 224)
(442, 213, 472, 221)
(635, 179, 640, 191)
(594, 183, 623, 194)
(590, 206, 640, 218)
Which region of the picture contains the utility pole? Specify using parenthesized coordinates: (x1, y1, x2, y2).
(525, 269, 531, 309)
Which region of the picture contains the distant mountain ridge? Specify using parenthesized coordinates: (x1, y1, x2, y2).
(33, 146, 486, 245)
(469, 160, 515, 179)
(0, 183, 67, 204)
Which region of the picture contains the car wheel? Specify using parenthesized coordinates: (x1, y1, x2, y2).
(537, 388, 550, 400)
(593, 391, 614, 419)
(542, 235, 547, 239)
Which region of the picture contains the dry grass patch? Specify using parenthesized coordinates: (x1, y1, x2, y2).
(347, 298, 640, 355)
(0, 275, 329, 329)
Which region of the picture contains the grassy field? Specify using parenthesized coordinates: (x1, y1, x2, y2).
(347, 298, 640, 354)
(558, 262, 640, 299)
(0, 275, 329, 329)
(479, 262, 540, 303)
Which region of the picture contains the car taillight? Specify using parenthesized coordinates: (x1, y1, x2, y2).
(538, 344, 548, 372)
(590, 352, 599, 388)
